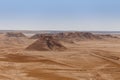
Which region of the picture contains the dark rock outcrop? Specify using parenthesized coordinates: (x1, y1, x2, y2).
(30, 32, 102, 40)
(6, 32, 26, 37)
(26, 36, 66, 51)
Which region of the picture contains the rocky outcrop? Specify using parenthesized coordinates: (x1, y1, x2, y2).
(26, 36, 66, 51)
(30, 32, 102, 41)
(5, 32, 26, 37)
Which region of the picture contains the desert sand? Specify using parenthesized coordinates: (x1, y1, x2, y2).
(0, 32, 120, 80)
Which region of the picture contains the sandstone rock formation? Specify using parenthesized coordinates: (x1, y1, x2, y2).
(5, 32, 26, 37)
(26, 36, 66, 51)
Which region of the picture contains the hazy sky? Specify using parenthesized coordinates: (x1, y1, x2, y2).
(0, 0, 120, 31)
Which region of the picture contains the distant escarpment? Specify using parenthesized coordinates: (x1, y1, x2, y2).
(30, 32, 102, 41)
(5, 32, 26, 37)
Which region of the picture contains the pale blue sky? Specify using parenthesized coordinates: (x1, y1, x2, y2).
(0, 0, 120, 31)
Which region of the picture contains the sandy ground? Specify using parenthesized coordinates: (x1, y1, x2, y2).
(0, 34, 120, 80)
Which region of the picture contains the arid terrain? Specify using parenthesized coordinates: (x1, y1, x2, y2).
(0, 31, 120, 80)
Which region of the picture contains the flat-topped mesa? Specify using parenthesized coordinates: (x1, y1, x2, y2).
(5, 32, 26, 37)
(26, 36, 67, 51)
